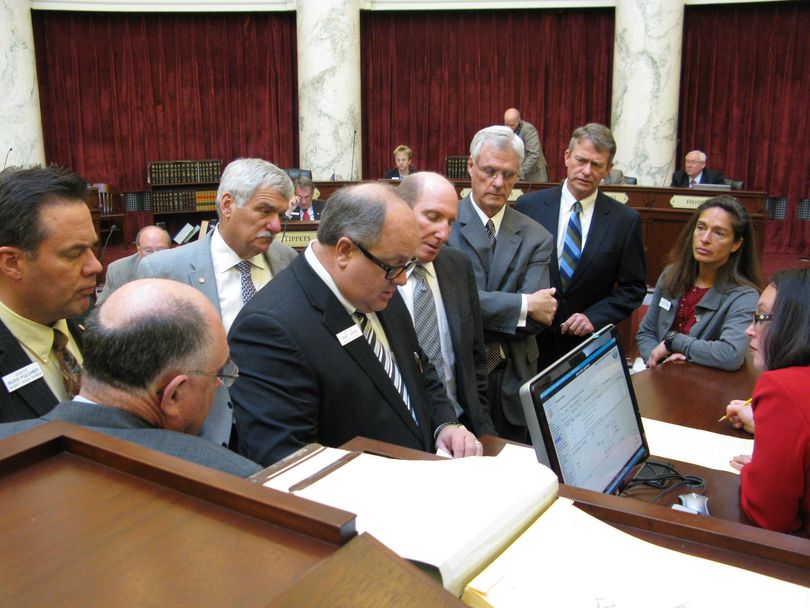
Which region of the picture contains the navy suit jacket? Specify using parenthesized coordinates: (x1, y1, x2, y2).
(431, 247, 495, 436)
(447, 196, 553, 426)
(287, 199, 325, 221)
(670, 168, 725, 188)
(228, 254, 457, 466)
(0, 319, 84, 424)
(515, 186, 647, 366)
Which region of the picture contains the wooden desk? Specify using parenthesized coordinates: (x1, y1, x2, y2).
(342, 437, 810, 586)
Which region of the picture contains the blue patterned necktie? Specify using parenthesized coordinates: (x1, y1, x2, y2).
(354, 312, 416, 424)
(560, 201, 582, 291)
(236, 260, 256, 304)
(412, 265, 445, 385)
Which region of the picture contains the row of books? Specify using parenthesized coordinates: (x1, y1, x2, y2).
(148, 159, 222, 185)
(123, 191, 152, 211)
(151, 189, 218, 213)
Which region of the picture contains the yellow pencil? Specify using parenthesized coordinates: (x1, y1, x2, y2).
(718, 397, 752, 422)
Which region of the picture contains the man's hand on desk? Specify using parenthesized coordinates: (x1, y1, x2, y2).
(435, 424, 483, 458)
(730, 454, 751, 472)
(725, 399, 755, 434)
(646, 342, 686, 367)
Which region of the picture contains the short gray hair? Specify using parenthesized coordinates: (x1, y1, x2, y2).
(687, 150, 707, 162)
(216, 158, 293, 215)
(317, 184, 392, 248)
(568, 123, 617, 164)
(469, 125, 525, 164)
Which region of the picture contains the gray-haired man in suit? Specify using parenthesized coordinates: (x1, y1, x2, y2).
(448, 126, 557, 441)
(0, 278, 260, 477)
(139, 158, 298, 447)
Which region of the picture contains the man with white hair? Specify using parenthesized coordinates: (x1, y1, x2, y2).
(139, 158, 297, 446)
(670, 149, 725, 188)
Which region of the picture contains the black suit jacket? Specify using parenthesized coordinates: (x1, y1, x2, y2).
(515, 186, 647, 366)
(228, 254, 456, 466)
(670, 168, 724, 188)
(431, 248, 495, 436)
(288, 199, 325, 220)
(0, 318, 84, 423)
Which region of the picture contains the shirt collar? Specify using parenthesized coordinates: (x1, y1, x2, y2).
(469, 192, 507, 234)
(211, 226, 268, 274)
(0, 298, 71, 363)
(561, 179, 598, 213)
(304, 242, 356, 317)
(406, 260, 436, 280)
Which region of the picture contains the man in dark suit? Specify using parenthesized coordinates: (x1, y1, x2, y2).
(397, 172, 496, 437)
(285, 176, 325, 221)
(228, 182, 481, 465)
(670, 150, 725, 187)
(96, 225, 171, 306)
(0, 165, 102, 423)
(138, 158, 298, 446)
(447, 126, 557, 442)
(0, 278, 260, 478)
(515, 123, 647, 368)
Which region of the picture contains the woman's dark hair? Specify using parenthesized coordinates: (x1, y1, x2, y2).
(662, 195, 763, 296)
(764, 267, 810, 371)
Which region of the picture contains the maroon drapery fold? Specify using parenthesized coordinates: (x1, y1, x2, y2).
(679, 3, 810, 255)
(32, 11, 298, 192)
(361, 9, 614, 182)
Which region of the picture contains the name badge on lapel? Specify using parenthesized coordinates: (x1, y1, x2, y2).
(659, 298, 672, 312)
(336, 324, 363, 346)
(3, 362, 44, 393)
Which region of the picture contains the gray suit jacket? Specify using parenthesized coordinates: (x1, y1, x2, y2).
(447, 196, 553, 426)
(636, 269, 759, 371)
(96, 252, 141, 306)
(137, 231, 298, 445)
(0, 401, 260, 477)
(431, 248, 495, 436)
(516, 120, 548, 182)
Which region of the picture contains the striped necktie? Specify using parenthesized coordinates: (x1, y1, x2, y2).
(411, 265, 445, 385)
(560, 201, 582, 291)
(52, 330, 81, 397)
(354, 312, 416, 424)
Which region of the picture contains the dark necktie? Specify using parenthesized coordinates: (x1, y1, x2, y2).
(236, 260, 256, 304)
(560, 201, 582, 291)
(689, 178, 697, 188)
(412, 265, 445, 385)
(484, 219, 504, 372)
(52, 330, 81, 397)
(354, 312, 416, 424)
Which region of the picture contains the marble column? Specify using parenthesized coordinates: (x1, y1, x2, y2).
(1, 0, 45, 167)
(611, 0, 684, 187)
(296, 0, 361, 180)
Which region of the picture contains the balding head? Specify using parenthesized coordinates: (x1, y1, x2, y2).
(135, 225, 171, 258)
(315, 182, 418, 312)
(504, 108, 521, 132)
(83, 279, 229, 432)
(399, 172, 459, 263)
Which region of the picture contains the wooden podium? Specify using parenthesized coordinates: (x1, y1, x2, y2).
(0, 422, 463, 607)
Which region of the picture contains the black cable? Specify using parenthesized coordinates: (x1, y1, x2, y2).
(620, 460, 706, 504)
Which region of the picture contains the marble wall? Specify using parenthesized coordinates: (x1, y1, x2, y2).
(611, 0, 684, 187)
(0, 0, 46, 168)
(297, 0, 362, 180)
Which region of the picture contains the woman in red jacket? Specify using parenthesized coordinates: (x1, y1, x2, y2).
(726, 267, 810, 533)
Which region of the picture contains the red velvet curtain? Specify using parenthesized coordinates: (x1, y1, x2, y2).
(361, 9, 614, 182)
(32, 11, 298, 192)
(679, 2, 810, 254)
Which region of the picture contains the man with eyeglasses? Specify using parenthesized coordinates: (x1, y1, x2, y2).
(0, 278, 261, 477)
(228, 182, 481, 466)
(515, 123, 646, 369)
(448, 125, 557, 442)
(96, 225, 171, 306)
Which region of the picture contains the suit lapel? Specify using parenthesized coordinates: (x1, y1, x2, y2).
(293, 260, 424, 442)
(0, 321, 58, 417)
(433, 253, 462, 354)
(489, 208, 523, 291)
(569, 193, 610, 291)
(457, 197, 492, 272)
(187, 238, 221, 314)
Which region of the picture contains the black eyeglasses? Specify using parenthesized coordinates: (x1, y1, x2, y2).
(353, 241, 416, 280)
(188, 358, 239, 388)
(751, 312, 773, 326)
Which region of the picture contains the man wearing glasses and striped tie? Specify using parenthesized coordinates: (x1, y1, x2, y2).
(515, 123, 647, 369)
(228, 182, 481, 466)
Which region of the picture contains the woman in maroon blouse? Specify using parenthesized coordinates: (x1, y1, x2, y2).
(636, 195, 763, 370)
(726, 267, 810, 533)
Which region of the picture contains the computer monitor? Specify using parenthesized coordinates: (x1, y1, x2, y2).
(519, 325, 649, 494)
